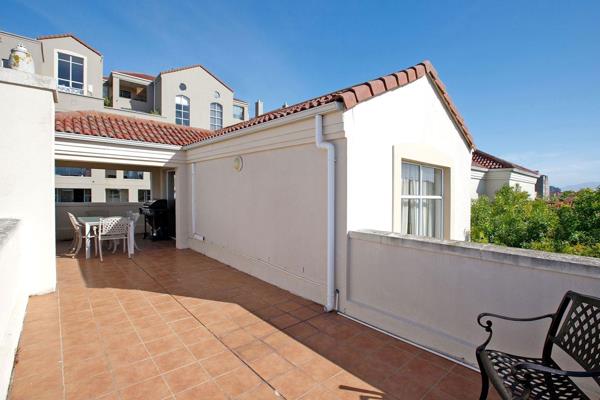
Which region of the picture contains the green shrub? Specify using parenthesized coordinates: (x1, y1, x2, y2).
(471, 185, 599, 258)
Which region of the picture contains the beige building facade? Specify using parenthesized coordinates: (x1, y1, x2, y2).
(1, 29, 249, 206)
(54, 167, 151, 203)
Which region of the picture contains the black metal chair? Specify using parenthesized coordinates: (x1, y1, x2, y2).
(476, 291, 600, 399)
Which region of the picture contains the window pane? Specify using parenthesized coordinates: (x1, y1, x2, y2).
(176, 110, 182, 118)
(105, 170, 117, 178)
(400, 199, 419, 235)
(401, 163, 420, 195)
(422, 167, 442, 196)
(422, 199, 442, 239)
(72, 82, 83, 89)
(58, 60, 70, 80)
(71, 55, 84, 65)
(233, 105, 244, 119)
(58, 53, 70, 61)
(71, 63, 83, 83)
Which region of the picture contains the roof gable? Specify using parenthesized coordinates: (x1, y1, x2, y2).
(159, 64, 233, 92)
(37, 33, 102, 56)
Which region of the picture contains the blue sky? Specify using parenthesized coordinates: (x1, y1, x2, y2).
(3, 0, 599, 187)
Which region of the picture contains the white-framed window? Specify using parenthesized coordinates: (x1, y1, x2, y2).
(138, 189, 151, 202)
(123, 171, 144, 180)
(399, 162, 444, 239)
(210, 102, 223, 130)
(233, 105, 244, 120)
(106, 189, 128, 203)
(55, 167, 91, 177)
(55, 188, 91, 203)
(175, 95, 190, 126)
(56, 51, 85, 95)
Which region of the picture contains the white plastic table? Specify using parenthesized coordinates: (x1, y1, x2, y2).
(77, 216, 135, 259)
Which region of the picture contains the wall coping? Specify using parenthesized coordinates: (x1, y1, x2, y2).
(0, 219, 20, 248)
(0, 68, 57, 102)
(350, 229, 600, 279)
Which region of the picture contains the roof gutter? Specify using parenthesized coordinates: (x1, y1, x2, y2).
(184, 101, 343, 150)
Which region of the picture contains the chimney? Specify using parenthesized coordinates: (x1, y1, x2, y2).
(254, 100, 263, 117)
(282, 102, 288, 108)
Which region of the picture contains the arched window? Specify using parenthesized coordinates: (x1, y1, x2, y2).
(175, 95, 190, 126)
(210, 102, 223, 130)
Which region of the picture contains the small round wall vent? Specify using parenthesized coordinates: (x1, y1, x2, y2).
(233, 156, 243, 172)
(179, 83, 187, 91)
(214, 90, 220, 99)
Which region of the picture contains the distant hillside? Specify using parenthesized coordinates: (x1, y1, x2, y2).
(562, 182, 600, 191)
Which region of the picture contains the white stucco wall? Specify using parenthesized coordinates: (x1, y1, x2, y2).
(0, 69, 57, 399)
(344, 76, 472, 241)
(186, 106, 344, 304)
(471, 168, 539, 199)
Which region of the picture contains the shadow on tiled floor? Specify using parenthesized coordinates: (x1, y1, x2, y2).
(8, 239, 501, 400)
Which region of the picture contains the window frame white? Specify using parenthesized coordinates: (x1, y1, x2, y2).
(105, 188, 129, 203)
(138, 189, 151, 202)
(399, 161, 444, 239)
(54, 49, 87, 95)
(210, 102, 223, 130)
(55, 188, 91, 203)
(175, 95, 190, 126)
(233, 105, 245, 120)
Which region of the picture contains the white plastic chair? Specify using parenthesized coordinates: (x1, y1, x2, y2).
(97, 217, 130, 262)
(66, 212, 97, 258)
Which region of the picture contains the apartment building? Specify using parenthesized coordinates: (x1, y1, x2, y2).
(54, 167, 151, 204)
(1, 30, 250, 203)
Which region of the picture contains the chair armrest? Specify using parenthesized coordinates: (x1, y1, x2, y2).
(477, 312, 555, 329)
(513, 362, 600, 378)
(476, 312, 555, 354)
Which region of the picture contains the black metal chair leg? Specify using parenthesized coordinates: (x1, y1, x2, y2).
(476, 350, 490, 400)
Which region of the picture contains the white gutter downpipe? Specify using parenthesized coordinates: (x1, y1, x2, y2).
(315, 114, 336, 312)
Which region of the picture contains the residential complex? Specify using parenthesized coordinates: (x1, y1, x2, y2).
(0, 30, 250, 205)
(470, 149, 545, 199)
(54, 167, 151, 203)
(2, 28, 597, 400)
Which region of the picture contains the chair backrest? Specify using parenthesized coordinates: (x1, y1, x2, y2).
(66, 212, 81, 230)
(544, 291, 600, 384)
(126, 211, 141, 223)
(99, 217, 129, 236)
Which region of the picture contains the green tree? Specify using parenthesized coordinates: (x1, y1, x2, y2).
(471, 185, 599, 258)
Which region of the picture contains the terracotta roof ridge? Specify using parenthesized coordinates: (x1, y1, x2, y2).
(36, 33, 102, 56)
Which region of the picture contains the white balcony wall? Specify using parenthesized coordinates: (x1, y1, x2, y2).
(0, 69, 57, 399)
(345, 230, 600, 382)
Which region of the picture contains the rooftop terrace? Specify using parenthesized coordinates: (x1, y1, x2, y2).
(8, 240, 496, 400)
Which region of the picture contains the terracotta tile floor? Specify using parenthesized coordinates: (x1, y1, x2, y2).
(8, 239, 501, 400)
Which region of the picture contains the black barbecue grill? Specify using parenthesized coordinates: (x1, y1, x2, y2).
(140, 199, 169, 240)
